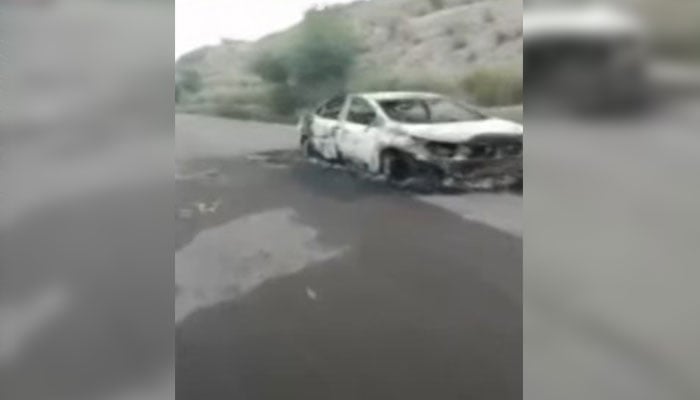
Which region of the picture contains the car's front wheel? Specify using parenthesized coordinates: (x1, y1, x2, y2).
(300, 136, 319, 159)
(380, 150, 413, 183)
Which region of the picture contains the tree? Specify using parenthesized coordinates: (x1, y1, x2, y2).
(250, 9, 359, 115)
(252, 53, 289, 84)
(287, 9, 358, 86)
(177, 69, 203, 94)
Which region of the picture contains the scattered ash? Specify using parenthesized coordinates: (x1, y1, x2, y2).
(247, 150, 522, 195)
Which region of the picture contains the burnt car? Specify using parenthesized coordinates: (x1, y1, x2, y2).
(524, 3, 649, 111)
(298, 92, 523, 183)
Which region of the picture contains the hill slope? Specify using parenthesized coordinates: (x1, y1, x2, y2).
(176, 0, 523, 120)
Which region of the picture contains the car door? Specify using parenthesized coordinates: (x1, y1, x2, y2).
(311, 95, 346, 160)
(337, 97, 381, 168)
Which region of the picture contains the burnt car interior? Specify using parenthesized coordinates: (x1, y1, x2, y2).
(316, 95, 346, 119)
(380, 98, 486, 124)
(347, 98, 378, 125)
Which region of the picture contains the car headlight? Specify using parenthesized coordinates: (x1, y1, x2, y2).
(426, 142, 458, 158)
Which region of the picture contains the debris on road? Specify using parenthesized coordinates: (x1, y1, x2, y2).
(305, 287, 318, 301)
(246, 152, 295, 170)
(177, 208, 195, 220)
(194, 199, 222, 215)
(176, 168, 220, 181)
(247, 149, 522, 195)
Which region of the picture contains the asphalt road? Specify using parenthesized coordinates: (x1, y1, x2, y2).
(175, 114, 523, 400)
(525, 98, 700, 400)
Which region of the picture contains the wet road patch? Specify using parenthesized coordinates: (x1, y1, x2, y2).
(176, 208, 346, 323)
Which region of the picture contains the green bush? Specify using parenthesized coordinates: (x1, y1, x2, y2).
(461, 67, 522, 106)
(350, 71, 455, 95)
(483, 9, 495, 23)
(495, 31, 509, 46)
(250, 9, 359, 87)
(483, 105, 523, 123)
(208, 93, 295, 124)
(249, 8, 359, 117)
(453, 38, 468, 50)
(214, 104, 259, 120)
(268, 84, 302, 116)
(429, 0, 446, 11)
(177, 69, 203, 93)
(176, 69, 203, 103)
(287, 10, 358, 85)
(252, 53, 289, 84)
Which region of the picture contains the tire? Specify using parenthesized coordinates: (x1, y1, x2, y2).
(380, 150, 412, 183)
(300, 136, 318, 159)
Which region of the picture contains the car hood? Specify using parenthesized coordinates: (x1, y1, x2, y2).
(396, 118, 523, 143)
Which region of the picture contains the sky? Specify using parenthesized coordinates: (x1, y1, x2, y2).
(176, 0, 358, 58)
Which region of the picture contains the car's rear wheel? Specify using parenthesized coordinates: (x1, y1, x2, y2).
(380, 150, 412, 183)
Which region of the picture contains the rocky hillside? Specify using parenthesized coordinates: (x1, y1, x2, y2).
(176, 0, 523, 119)
(341, 0, 522, 77)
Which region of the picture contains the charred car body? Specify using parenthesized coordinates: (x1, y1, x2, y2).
(298, 92, 523, 185)
(524, 4, 648, 111)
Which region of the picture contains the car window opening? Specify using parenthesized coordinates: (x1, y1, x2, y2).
(347, 98, 377, 125)
(379, 98, 486, 124)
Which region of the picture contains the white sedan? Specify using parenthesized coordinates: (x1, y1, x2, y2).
(298, 92, 523, 182)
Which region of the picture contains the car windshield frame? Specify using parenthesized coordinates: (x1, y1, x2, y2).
(377, 97, 487, 124)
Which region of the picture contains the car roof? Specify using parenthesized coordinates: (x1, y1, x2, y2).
(354, 91, 444, 102)
(524, 4, 643, 39)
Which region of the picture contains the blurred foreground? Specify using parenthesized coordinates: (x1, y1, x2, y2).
(0, 1, 173, 400)
(525, 1, 700, 399)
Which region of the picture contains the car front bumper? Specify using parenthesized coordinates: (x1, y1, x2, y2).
(412, 152, 522, 178)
